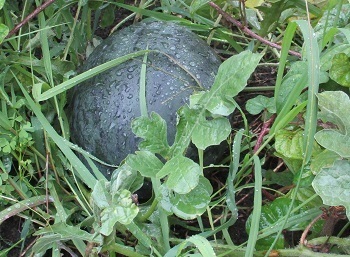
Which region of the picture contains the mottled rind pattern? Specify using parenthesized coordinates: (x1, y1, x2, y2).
(69, 21, 221, 176)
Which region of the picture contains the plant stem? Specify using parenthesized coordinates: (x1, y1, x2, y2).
(242, 86, 275, 92)
(253, 114, 276, 153)
(208, 2, 302, 58)
(103, 243, 147, 257)
(151, 178, 170, 253)
(5, 0, 56, 39)
(137, 198, 159, 223)
(62, 0, 82, 60)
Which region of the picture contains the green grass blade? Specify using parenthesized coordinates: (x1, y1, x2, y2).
(83, 155, 108, 181)
(274, 22, 298, 104)
(67, 140, 116, 168)
(14, 74, 97, 189)
(50, 183, 68, 222)
(139, 50, 148, 117)
(0, 195, 53, 224)
(72, 239, 87, 256)
(294, 20, 320, 165)
(271, 101, 307, 133)
(38, 10, 54, 87)
(245, 156, 262, 257)
(125, 221, 153, 248)
(265, 18, 320, 256)
(216, 29, 244, 53)
(226, 129, 244, 220)
(199, 216, 237, 238)
(37, 50, 151, 101)
(37, 5, 68, 138)
(271, 72, 308, 133)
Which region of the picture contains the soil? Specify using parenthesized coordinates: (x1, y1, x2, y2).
(0, 216, 34, 256)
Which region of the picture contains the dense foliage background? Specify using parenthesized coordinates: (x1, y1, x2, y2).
(1, 0, 350, 256)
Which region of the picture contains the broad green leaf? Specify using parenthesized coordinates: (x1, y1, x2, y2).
(100, 5, 116, 28)
(293, 165, 314, 188)
(310, 150, 341, 175)
(157, 155, 201, 194)
(126, 151, 164, 178)
(33, 223, 102, 254)
(294, 187, 324, 210)
(110, 164, 141, 193)
(315, 130, 350, 157)
(0, 0, 5, 9)
(171, 50, 261, 156)
(192, 116, 230, 150)
(0, 23, 8, 44)
(199, 51, 263, 116)
(246, 95, 276, 115)
(170, 177, 212, 220)
(132, 112, 170, 157)
(312, 160, 350, 220)
(2, 144, 11, 153)
(91, 180, 111, 209)
(315, 91, 350, 157)
(245, 0, 264, 8)
(100, 189, 138, 236)
(0, 138, 7, 147)
(264, 170, 293, 186)
(178, 106, 231, 150)
(170, 109, 192, 156)
(189, 91, 205, 107)
(330, 53, 350, 87)
(275, 129, 303, 159)
(201, 94, 236, 116)
(320, 44, 350, 71)
(158, 184, 173, 214)
(34, 222, 102, 242)
(317, 91, 350, 133)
